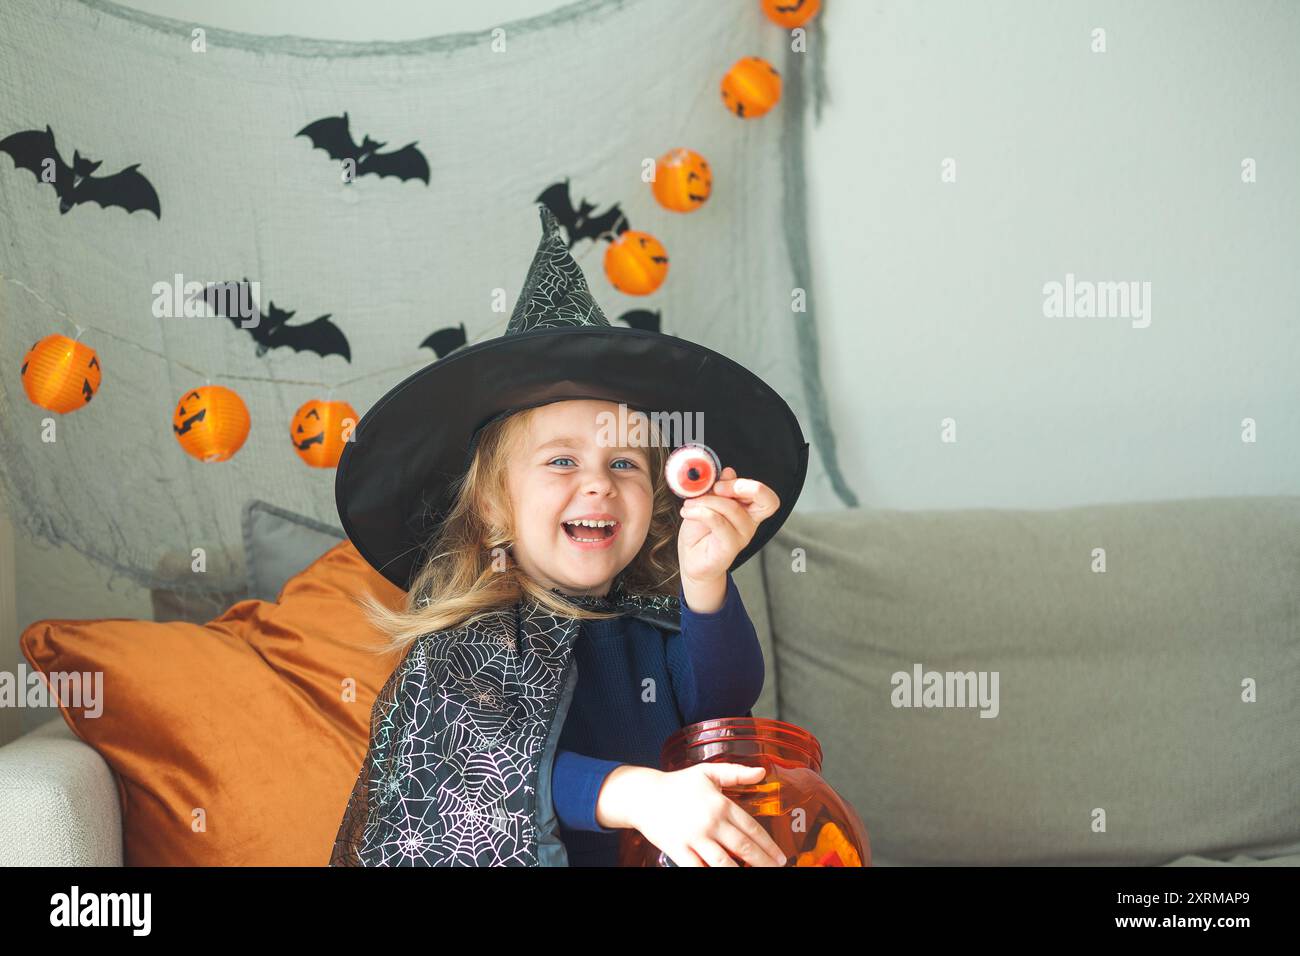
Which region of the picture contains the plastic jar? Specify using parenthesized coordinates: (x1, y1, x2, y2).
(617, 716, 871, 867)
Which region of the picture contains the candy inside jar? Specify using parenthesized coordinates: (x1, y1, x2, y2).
(665, 442, 721, 498)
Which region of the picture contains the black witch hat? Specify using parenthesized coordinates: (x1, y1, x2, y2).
(335, 205, 808, 591)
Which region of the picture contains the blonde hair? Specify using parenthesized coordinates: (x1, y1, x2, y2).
(351, 403, 681, 657)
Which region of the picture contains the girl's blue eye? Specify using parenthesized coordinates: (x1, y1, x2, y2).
(547, 457, 637, 470)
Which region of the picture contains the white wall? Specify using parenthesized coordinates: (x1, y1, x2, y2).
(807, 0, 1299, 508)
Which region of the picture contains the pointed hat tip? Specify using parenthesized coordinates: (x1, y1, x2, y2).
(506, 201, 611, 333)
(536, 203, 563, 240)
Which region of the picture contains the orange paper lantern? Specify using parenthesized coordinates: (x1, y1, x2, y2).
(651, 148, 712, 213)
(603, 230, 669, 296)
(19, 334, 101, 414)
(761, 0, 821, 29)
(172, 385, 250, 463)
(290, 398, 358, 469)
(721, 56, 782, 119)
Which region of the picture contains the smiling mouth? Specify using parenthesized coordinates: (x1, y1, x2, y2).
(562, 521, 618, 543)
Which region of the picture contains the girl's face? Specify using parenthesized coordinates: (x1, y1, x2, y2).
(493, 399, 653, 598)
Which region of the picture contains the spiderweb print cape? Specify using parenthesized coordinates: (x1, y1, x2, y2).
(330, 579, 679, 866)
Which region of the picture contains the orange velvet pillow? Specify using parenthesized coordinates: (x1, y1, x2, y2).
(20, 540, 404, 866)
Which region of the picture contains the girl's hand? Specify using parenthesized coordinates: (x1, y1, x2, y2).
(677, 466, 782, 585)
(612, 762, 787, 867)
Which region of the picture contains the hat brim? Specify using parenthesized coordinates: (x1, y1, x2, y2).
(335, 326, 808, 591)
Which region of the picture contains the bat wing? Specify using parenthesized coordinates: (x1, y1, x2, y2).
(617, 309, 661, 333)
(297, 114, 360, 161)
(419, 323, 467, 358)
(267, 314, 351, 361)
(0, 126, 71, 183)
(361, 142, 430, 184)
(585, 204, 628, 241)
(76, 164, 161, 218)
(203, 280, 265, 340)
(197, 278, 266, 345)
(537, 180, 579, 229)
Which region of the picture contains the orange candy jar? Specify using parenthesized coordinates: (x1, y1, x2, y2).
(617, 717, 871, 867)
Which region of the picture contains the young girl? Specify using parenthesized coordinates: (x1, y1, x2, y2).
(330, 206, 810, 867)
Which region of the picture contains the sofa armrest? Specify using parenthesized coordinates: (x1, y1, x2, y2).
(0, 717, 123, 866)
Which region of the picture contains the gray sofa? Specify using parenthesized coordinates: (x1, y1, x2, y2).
(2, 495, 1296, 866)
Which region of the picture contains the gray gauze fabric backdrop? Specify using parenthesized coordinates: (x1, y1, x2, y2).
(0, 0, 854, 596)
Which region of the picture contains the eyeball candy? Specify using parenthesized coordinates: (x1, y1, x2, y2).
(665, 442, 721, 498)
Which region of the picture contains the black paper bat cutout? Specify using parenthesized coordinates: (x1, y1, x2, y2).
(0, 126, 160, 218)
(296, 113, 430, 185)
(536, 180, 629, 248)
(617, 310, 662, 334)
(202, 278, 351, 362)
(419, 323, 467, 359)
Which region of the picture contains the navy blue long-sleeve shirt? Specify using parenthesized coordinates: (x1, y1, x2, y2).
(552, 571, 764, 866)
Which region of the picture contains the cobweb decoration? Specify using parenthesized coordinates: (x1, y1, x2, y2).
(0, 0, 853, 601)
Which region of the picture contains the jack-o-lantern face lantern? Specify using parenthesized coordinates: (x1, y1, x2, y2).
(290, 398, 358, 469)
(20, 334, 102, 414)
(721, 56, 782, 119)
(604, 230, 669, 296)
(761, 0, 821, 29)
(652, 148, 712, 213)
(172, 385, 250, 463)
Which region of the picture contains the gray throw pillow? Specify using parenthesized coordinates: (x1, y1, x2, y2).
(241, 500, 345, 603)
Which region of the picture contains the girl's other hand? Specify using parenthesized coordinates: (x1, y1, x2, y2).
(600, 761, 787, 867)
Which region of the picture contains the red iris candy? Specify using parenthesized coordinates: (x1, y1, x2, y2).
(665, 442, 721, 498)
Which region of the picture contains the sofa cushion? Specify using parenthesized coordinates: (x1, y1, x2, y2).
(731, 555, 777, 720)
(21, 540, 404, 866)
(762, 496, 1300, 865)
